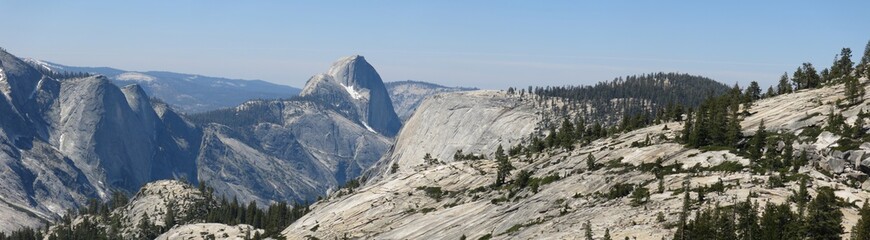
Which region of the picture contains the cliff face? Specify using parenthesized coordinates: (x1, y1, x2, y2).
(368, 90, 540, 181)
(283, 83, 870, 240)
(300, 55, 402, 137)
(191, 56, 398, 205)
(0, 49, 198, 232)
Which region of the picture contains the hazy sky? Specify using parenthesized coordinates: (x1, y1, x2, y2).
(2, 1, 869, 90)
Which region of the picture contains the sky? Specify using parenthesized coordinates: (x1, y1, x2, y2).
(1, 1, 869, 90)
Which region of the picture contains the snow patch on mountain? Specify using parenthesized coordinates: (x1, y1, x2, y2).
(341, 82, 363, 100)
(362, 121, 377, 133)
(22, 58, 62, 72)
(0, 67, 9, 103)
(116, 72, 156, 82)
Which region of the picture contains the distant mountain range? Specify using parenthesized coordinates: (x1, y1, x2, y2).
(22, 59, 301, 113)
(0, 48, 402, 232)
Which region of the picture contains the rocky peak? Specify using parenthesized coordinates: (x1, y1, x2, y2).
(300, 55, 401, 136)
(0, 48, 49, 109)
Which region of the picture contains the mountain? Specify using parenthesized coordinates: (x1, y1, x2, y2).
(385, 80, 477, 122)
(299, 55, 402, 137)
(282, 79, 870, 239)
(22, 59, 300, 113)
(0, 48, 200, 233)
(1, 49, 399, 233)
(188, 55, 399, 205)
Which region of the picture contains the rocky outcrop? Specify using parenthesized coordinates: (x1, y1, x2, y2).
(368, 90, 540, 181)
(385, 80, 476, 122)
(115, 180, 209, 238)
(157, 223, 264, 240)
(0, 49, 199, 232)
(300, 55, 401, 136)
(283, 82, 870, 240)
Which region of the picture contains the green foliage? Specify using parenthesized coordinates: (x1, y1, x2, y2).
(606, 183, 635, 200)
(630, 186, 650, 206)
(535, 72, 730, 126)
(844, 75, 865, 106)
(417, 186, 445, 201)
(584, 220, 594, 240)
(853, 201, 870, 240)
(454, 149, 484, 161)
(390, 162, 399, 174)
(777, 72, 793, 95)
(805, 187, 844, 240)
(495, 145, 514, 187)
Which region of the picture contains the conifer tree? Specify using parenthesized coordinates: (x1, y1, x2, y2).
(859, 40, 870, 79)
(831, 48, 854, 81)
(586, 153, 597, 171)
(585, 220, 594, 240)
(749, 119, 767, 161)
(853, 200, 870, 240)
(845, 75, 865, 106)
(777, 72, 793, 95)
(805, 187, 843, 240)
(494, 145, 513, 186)
(745, 81, 762, 103)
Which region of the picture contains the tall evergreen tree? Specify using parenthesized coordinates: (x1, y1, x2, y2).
(749, 119, 767, 161)
(745, 81, 762, 103)
(758, 202, 801, 240)
(852, 200, 870, 240)
(494, 145, 513, 186)
(585, 220, 594, 240)
(831, 48, 854, 81)
(805, 187, 843, 240)
(845, 75, 865, 106)
(777, 72, 793, 95)
(859, 40, 870, 79)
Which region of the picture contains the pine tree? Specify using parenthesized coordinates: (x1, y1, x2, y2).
(831, 48, 854, 81)
(603, 228, 612, 240)
(805, 187, 843, 240)
(165, 200, 177, 230)
(586, 153, 597, 171)
(735, 196, 759, 240)
(793, 66, 806, 90)
(845, 75, 865, 106)
(852, 200, 870, 240)
(745, 81, 762, 103)
(795, 177, 810, 217)
(674, 179, 691, 240)
(585, 220, 594, 240)
(494, 145, 513, 186)
(859, 40, 870, 79)
(759, 202, 801, 240)
(777, 72, 793, 95)
(749, 119, 767, 161)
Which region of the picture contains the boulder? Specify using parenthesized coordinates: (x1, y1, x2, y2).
(822, 157, 847, 174)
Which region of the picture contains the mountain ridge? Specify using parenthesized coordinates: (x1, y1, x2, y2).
(22, 59, 301, 113)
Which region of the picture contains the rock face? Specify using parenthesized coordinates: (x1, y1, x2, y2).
(300, 55, 401, 137)
(385, 80, 476, 122)
(157, 223, 264, 240)
(0, 49, 199, 232)
(23, 59, 301, 113)
(1, 51, 403, 232)
(368, 90, 540, 181)
(282, 82, 870, 240)
(189, 56, 398, 205)
(115, 180, 210, 238)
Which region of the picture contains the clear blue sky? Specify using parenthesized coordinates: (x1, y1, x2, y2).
(2, 1, 869, 90)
